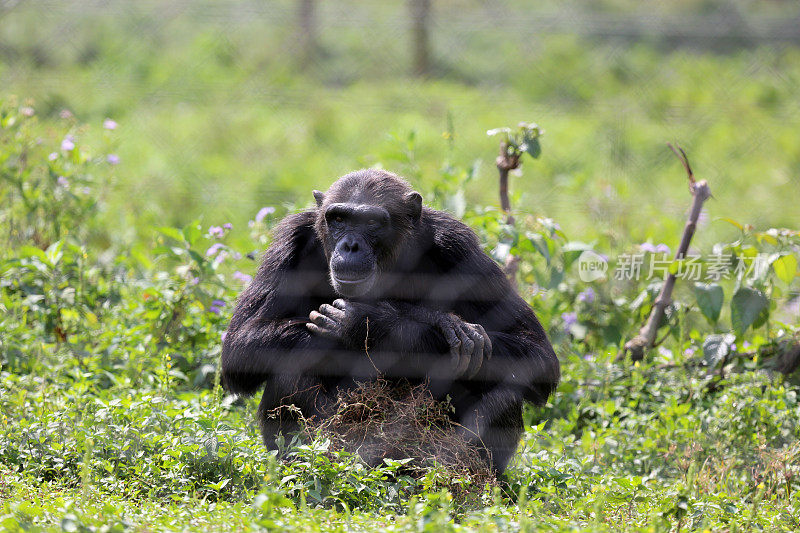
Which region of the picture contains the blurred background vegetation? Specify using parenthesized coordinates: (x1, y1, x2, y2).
(2, 0, 800, 250)
(2, 1, 800, 530)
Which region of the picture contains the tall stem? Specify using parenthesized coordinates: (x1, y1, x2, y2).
(622, 146, 711, 361)
(496, 142, 521, 278)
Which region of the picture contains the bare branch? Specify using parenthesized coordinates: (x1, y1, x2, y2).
(621, 145, 711, 361)
(668, 142, 695, 184)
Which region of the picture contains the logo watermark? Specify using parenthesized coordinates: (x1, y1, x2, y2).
(576, 251, 789, 282)
(578, 251, 608, 282)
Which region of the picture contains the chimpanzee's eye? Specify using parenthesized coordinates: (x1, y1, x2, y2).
(334, 216, 344, 223)
(367, 218, 379, 228)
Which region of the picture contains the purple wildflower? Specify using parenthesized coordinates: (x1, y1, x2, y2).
(59, 109, 73, 119)
(577, 288, 596, 304)
(206, 243, 224, 257)
(61, 136, 75, 151)
(233, 271, 253, 284)
(658, 346, 673, 358)
(48, 152, 58, 161)
(21, 106, 34, 117)
(57, 176, 69, 188)
(81, 186, 91, 195)
(223, 223, 233, 230)
(684, 347, 697, 357)
(189, 277, 200, 286)
(209, 299, 226, 315)
(561, 312, 578, 332)
(103, 118, 118, 130)
(640, 242, 670, 255)
(208, 226, 225, 238)
(255, 206, 276, 223)
(106, 154, 120, 165)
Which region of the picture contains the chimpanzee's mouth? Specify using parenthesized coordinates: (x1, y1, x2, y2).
(332, 272, 373, 284)
(331, 269, 376, 296)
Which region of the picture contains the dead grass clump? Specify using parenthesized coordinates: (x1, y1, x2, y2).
(309, 379, 495, 486)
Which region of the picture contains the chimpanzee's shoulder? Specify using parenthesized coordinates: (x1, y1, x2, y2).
(421, 207, 483, 257)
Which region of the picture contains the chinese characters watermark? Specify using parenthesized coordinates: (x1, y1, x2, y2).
(612, 252, 770, 281)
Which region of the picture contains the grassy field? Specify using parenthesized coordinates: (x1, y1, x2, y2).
(2, 1, 800, 248)
(1, 1, 800, 531)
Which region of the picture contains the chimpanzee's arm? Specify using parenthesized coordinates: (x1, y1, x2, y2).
(421, 210, 560, 404)
(221, 211, 338, 395)
(307, 298, 487, 379)
(445, 223, 559, 404)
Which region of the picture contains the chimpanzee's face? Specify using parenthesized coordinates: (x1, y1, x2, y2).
(322, 202, 391, 297)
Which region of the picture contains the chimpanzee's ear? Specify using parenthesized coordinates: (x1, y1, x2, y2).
(313, 190, 325, 208)
(405, 191, 422, 221)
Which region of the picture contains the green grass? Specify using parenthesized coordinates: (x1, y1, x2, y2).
(2, 2, 800, 531)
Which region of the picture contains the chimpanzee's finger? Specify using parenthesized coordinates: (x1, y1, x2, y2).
(453, 324, 473, 376)
(319, 303, 345, 321)
(309, 310, 339, 331)
(456, 323, 475, 356)
(436, 317, 462, 370)
(474, 323, 492, 359)
(306, 322, 339, 340)
(464, 325, 484, 378)
(332, 299, 347, 310)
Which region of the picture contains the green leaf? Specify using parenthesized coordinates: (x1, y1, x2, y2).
(208, 478, 230, 491)
(562, 241, 594, 267)
(751, 301, 770, 331)
(730, 287, 768, 335)
(693, 283, 724, 324)
(703, 333, 735, 368)
(772, 254, 798, 284)
(156, 226, 186, 243)
(721, 218, 743, 230)
(17, 245, 49, 263)
(525, 232, 552, 263)
(45, 240, 64, 265)
(525, 137, 541, 158)
(188, 249, 206, 266)
(182, 221, 203, 246)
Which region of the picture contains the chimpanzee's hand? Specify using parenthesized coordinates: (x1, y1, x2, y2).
(306, 299, 366, 346)
(435, 313, 492, 379)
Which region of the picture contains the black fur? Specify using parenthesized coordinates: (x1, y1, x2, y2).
(221, 169, 559, 472)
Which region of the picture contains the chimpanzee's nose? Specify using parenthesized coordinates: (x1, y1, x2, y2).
(339, 236, 359, 254)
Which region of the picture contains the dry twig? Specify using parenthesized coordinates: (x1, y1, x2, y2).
(621, 144, 712, 361)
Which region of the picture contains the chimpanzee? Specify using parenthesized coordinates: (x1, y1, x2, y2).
(221, 169, 559, 472)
